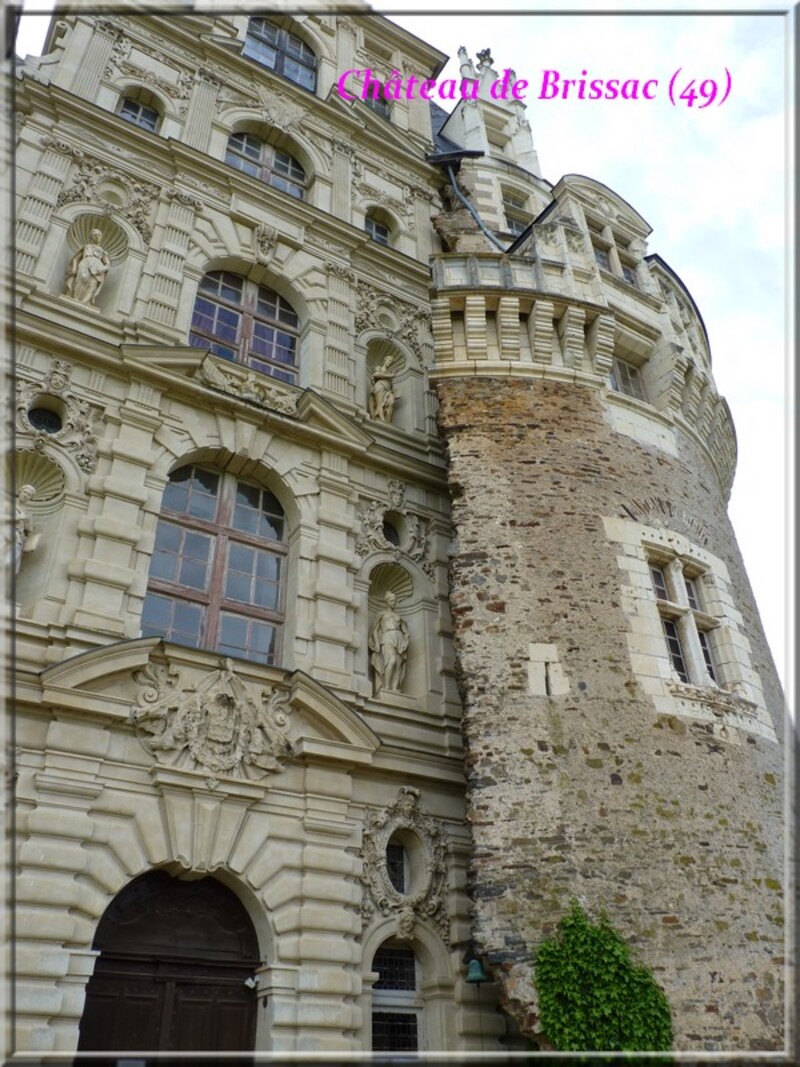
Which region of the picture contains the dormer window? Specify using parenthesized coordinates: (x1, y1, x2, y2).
(365, 215, 390, 246)
(243, 17, 317, 92)
(502, 190, 531, 236)
(116, 92, 161, 132)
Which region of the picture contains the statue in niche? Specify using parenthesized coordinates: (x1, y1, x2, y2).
(368, 357, 397, 423)
(369, 591, 410, 694)
(13, 484, 40, 574)
(64, 228, 110, 306)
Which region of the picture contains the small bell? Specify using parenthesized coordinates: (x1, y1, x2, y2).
(465, 958, 488, 984)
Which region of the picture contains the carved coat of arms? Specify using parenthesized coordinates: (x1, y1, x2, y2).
(133, 656, 293, 785)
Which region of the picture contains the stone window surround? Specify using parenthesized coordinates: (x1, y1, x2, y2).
(586, 213, 639, 287)
(115, 88, 163, 132)
(604, 516, 775, 740)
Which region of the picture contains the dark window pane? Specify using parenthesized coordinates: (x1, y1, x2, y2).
(386, 842, 406, 893)
(372, 1012, 418, 1052)
(650, 566, 669, 600)
(374, 946, 417, 990)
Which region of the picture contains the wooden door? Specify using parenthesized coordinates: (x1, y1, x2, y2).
(77, 870, 259, 1058)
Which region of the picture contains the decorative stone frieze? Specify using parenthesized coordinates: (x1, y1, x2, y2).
(195, 356, 298, 416)
(133, 655, 293, 786)
(360, 786, 450, 944)
(16, 360, 105, 473)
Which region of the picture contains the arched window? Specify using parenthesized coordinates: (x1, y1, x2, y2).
(225, 133, 306, 200)
(243, 17, 317, 92)
(190, 271, 299, 385)
(116, 89, 162, 132)
(371, 942, 422, 1051)
(141, 465, 287, 665)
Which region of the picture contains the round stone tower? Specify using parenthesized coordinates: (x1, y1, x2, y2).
(429, 171, 786, 1051)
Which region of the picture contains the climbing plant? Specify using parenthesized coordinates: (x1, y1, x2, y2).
(534, 899, 673, 1052)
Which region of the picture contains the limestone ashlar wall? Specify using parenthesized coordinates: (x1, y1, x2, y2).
(435, 374, 785, 1052)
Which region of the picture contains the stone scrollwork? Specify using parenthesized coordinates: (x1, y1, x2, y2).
(56, 158, 160, 244)
(360, 786, 450, 944)
(16, 360, 105, 474)
(133, 655, 294, 786)
(355, 280, 428, 367)
(196, 357, 298, 416)
(355, 481, 433, 578)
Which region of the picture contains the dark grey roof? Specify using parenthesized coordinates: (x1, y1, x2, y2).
(429, 102, 462, 154)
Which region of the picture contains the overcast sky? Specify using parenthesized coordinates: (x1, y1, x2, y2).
(14, 1, 793, 694)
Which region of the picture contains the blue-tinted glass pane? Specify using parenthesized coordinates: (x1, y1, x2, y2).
(141, 593, 172, 634)
(251, 622, 276, 660)
(180, 560, 208, 589)
(228, 543, 254, 573)
(226, 573, 251, 602)
(256, 553, 280, 580)
(253, 580, 279, 609)
(172, 601, 203, 642)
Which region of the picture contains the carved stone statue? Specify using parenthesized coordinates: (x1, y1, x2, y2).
(14, 484, 39, 574)
(369, 591, 410, 694)
(368, 357, 397, 423)
(64, 228, 110, 306)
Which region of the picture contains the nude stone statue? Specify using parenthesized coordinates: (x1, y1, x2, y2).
(64, 228, 110, 306)
(369, 591, 410, 694)
(368, 357, 397, 424)
(14, 484, 39, 574)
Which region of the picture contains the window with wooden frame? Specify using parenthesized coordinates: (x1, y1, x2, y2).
(371, 942, 423, 1052)
(243, 17, 317, 92)
(225, 133, 307, 200)
(650, 557, 720, 686)
(189, 271, 300, 385)
(141, 466, 287, 665)
(116, 91, 161, 132)
(365, 214, 391, 246)
(610, 357, 646, 402)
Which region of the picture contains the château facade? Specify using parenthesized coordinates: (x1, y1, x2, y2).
(11, 6, 786, 1058)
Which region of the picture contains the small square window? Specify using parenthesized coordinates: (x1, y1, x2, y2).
(621, 264, 637, 286)
(593, 246, 610, 270)
(366, 217, 390, 245)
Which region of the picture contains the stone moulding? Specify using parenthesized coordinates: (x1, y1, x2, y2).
(360, 786, 450, 945)
(133, 655, 294, 787)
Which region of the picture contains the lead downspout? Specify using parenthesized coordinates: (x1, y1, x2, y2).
(446, 162, 509, 253)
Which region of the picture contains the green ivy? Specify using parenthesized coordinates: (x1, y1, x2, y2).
(534, 899, 673, 1052)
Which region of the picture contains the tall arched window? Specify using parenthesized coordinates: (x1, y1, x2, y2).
(371, 942, 423, 1051)
(190, 271, 299, 385)
(225, 133, 306, 200)
(243, 17, 317, 92)
(141, 465, 286, 664)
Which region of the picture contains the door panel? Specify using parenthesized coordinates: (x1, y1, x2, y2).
(77, 872, 259, 1055)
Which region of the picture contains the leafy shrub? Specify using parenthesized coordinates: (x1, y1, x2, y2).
(534, 899, 673, 1052)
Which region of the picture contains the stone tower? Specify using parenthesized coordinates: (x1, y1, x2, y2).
(429, 56, 786, 1052)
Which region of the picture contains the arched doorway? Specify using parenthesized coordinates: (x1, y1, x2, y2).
(77, 870, 260, 1054)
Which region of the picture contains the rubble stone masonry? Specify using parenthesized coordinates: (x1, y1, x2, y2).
(435, 374, 785, 1052)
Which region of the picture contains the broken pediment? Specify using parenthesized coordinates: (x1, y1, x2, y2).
(38, 638, 379, 785)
